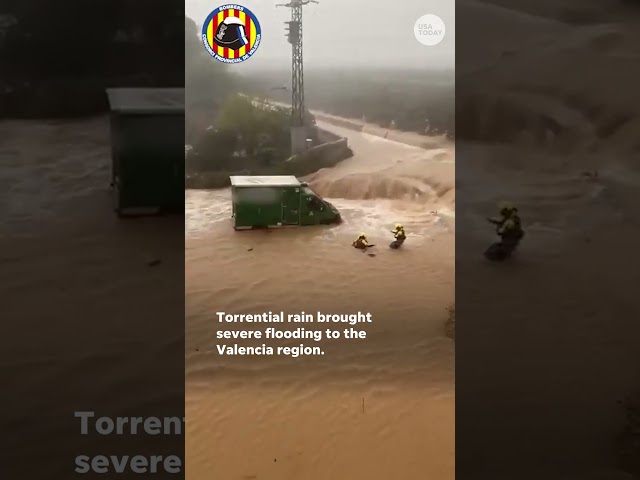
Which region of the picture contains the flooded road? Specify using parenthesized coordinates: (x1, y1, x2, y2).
(185, 121, 455, 479)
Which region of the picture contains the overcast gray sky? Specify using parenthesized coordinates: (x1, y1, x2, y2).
(186, 0, 454, 70)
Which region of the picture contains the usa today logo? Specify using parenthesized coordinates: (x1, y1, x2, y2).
(414, 14, 446, 46)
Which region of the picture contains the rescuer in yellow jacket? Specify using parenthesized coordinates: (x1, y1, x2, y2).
(391, 223, 406, 241)
(488, 201, 524, 246)
(352, 233, 369, 249)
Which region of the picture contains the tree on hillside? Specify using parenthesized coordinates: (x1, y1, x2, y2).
(190, 95, 291, 172)
(217, 95, 289, 157)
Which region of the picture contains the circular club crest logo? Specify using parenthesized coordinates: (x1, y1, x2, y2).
(202, 5, 262, 64)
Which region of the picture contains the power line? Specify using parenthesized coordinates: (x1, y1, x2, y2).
(276, 1, 318, 129)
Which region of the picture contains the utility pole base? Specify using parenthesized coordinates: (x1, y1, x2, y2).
(290, 126, 308, 155)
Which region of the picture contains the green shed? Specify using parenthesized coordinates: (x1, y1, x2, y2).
(106, 88, 184, 216)
(230, 175, 341, 230)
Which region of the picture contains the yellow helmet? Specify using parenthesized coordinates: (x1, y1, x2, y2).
(395, 223, 403, 230)
(498, 201, 514, 212)
(359, 232, 366, 238)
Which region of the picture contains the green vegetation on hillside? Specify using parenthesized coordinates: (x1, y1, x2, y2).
(186, 94, 291, 174)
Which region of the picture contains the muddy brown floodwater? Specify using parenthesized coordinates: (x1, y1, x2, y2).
(0, 117, 185, 477)
(185, 121, 456, 479)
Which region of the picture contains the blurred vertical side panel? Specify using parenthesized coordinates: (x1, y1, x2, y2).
(456, 1, 640, 479)
(0, 0, 185, 478)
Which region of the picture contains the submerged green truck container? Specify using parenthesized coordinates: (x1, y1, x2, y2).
(230, 175, 341, 230)
(106, 88, 184, 216)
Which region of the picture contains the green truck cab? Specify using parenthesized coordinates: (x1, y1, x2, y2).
(230, 175, 341, 230)
(106, 88, 184, 216)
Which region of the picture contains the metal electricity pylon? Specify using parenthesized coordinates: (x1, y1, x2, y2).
(277, 0, 318, 128)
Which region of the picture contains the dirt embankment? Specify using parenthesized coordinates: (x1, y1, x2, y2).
(285, 138, 353, 171)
